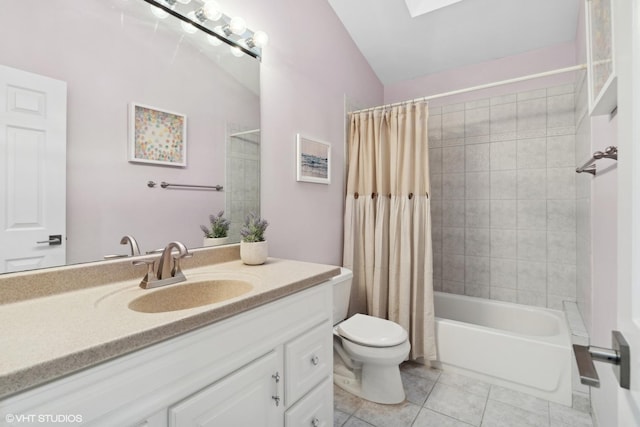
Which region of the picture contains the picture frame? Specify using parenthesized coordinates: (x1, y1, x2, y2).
(128, 102, 187, 167)
(296, 134, 331, 184)
(586, 0, 617, 116)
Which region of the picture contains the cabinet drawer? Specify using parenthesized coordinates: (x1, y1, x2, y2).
(284, 321, 332, 405)
(285, 377, 332, 427)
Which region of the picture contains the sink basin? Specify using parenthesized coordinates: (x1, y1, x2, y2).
(128, 279, 253, 313)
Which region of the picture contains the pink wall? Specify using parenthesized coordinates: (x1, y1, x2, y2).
(384, 41, 578, 107)
(228, 0, 384, 265)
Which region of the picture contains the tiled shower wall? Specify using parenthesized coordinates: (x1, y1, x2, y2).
(226, 126, 261, 243)
(430, 83, 577, 309)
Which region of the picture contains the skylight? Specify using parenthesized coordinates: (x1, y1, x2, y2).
(404, 0, 465, 17)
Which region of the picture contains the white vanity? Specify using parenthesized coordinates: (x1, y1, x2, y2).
(0, 246, 339, 426)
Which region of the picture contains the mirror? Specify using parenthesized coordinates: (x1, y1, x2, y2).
(0, 0, 260, 273)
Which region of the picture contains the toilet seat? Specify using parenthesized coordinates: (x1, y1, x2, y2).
(337, 313, 408, 347)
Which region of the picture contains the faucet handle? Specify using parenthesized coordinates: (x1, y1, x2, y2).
(132, 259, 155, 267)
(133, 259, 157, 284)
(170, 251, 192, 277)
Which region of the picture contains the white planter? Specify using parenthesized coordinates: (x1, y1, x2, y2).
(240, 241, 268, 265)
(203, 237, 229, 247)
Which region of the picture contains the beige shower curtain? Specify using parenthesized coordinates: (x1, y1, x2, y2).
(343, 102, 436, 362)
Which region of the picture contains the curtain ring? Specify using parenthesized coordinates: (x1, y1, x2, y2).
(408, 193, 414, 200)
(371, 192, 376, 199)
(426, 192, 429, 198)
(388, 193, 392, 198)
(354, 192, 359, 199)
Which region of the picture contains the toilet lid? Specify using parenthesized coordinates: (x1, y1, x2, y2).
(337, 313, 408, 347)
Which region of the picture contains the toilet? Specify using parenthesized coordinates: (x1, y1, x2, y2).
(330, 268, 411, 404)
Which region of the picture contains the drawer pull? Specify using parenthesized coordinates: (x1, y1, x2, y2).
(311, 355, 320, 366)
(311, 417, 320, 427)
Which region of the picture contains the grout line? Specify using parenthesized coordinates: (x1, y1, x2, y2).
(478, 384, 491, 427)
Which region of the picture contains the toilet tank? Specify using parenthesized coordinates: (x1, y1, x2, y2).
(330, 268, 353, 325)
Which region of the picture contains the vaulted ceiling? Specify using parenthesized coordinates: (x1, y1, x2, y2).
(327, 0, 580, 85)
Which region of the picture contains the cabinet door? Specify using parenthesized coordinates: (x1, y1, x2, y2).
(169, 350, 283, 427)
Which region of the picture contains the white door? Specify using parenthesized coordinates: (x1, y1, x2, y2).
(0, 65, 67, 273)
(614, 0, 640, 424)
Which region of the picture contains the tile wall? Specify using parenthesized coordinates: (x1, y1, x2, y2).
(430, 83, 578, 309)
(226, 126, 261, 242)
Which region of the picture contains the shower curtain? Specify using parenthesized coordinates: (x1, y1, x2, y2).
(343, 102, 436, 361)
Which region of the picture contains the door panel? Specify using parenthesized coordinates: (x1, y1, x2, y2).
(0, 65, 66, 273)
(614, 0, 640, 424)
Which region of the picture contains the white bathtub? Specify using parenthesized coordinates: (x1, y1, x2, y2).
(432, 291, 572, 405)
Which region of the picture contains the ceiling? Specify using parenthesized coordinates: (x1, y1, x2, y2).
(327, 0, 580, 85)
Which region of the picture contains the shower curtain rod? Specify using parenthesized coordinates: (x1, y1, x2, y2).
(229, 128, 260, 137)
(349, 64, 587, 115)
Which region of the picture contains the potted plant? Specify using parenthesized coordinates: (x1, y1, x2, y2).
(240, 212, 269, 265)
(200, 211, 230, 247)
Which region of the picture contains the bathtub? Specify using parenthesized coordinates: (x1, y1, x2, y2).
(432, 291, 572, 406)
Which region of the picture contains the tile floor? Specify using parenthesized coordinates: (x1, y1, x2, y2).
(334, 362, 594, 427)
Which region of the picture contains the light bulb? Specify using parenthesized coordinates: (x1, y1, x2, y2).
(250, 30, 269, 48)
(207, 34, 222, 46)
(180, 12, 197, 34)
(230, 46, 244, 57)
(176, 0, 191, 4)
(229, 17, 247, 35)
(202, 1, 222, 20)
(150, 5, 169, 19)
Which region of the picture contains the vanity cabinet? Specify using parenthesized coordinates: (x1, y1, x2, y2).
(0, 281, 333, 427)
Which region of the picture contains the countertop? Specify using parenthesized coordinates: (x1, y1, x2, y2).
(0, 257, 340, 399)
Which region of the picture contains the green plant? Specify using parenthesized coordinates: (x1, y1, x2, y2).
(200, 211, 230, 238)
(240, 212, 268, 242)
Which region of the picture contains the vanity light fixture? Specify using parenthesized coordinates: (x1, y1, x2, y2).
(222, 17, 247, 36)
(194, 1, 222, 22)
(143, 0, 268, 59)
(245, 30, 269, 49)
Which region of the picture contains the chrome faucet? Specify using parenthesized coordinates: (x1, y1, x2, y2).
(135, 241, 191, 289)
(104, 235, 142, 259)
(120, 235, 141, 256)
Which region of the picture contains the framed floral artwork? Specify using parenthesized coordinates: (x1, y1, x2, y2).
(296, 134, 331, 184)
(128, 103, 187, 166)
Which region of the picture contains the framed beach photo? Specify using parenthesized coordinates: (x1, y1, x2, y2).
(296, 134, 331, 184)
(128, 103, 187, 167)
